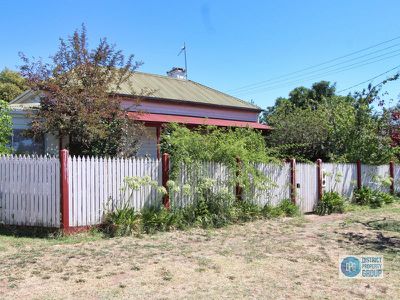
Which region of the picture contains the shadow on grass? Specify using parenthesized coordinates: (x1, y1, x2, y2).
(0, 225, 61, 239)
(340, 219, 400, 254)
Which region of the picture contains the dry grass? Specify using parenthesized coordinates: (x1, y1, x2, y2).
(0, 204, 399, 299)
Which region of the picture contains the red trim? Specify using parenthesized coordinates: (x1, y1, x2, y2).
(357, 160, 362, 190)
(316, 159, 323, 201)
(290, 158, 296, 204)
(63, 226, 93, 235)
(128, 112, 271, 130)
(162, 153, 170, 209)
(390, 161, 395, 194)
(60, 149, 69, 230)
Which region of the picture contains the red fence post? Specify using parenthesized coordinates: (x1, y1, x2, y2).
(390, 160, 395, 195)
(290, 158, 296, 204)
(60, 149, 70, 231)
(162, 153, 170, 209)
(235, 157, 243, 201)
(357, 160, 362, 190)
(316, 159, 323, 201)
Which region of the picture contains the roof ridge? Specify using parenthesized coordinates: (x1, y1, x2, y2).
(133, 71, 260, 109)
(188, 80, 260, 109)
(133, 71, 189, 82)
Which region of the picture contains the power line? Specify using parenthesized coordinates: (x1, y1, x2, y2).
(235, 51, 400, 96)
(234, 47, 400, 95)
(227, 35, 400, 93)
(337, 65, 400, 93)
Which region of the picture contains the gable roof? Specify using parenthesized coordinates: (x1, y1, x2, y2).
(115, 72, 260, 111)
(10, 72, 261, 111)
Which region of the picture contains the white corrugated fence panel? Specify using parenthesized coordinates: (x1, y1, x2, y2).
(323, 163, 357, 199)
(296, 163, 318, 213)
(394, 164, 400, 194)
(362, 164, 390, 192)
(251, 163, 291, 206)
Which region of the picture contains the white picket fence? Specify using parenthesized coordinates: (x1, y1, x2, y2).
(68, 156, 161, 227)
(0, 155, 60, 227)
(0, 154, 398, 228)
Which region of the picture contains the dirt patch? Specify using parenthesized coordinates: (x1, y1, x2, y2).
(0, 205, 399, 299)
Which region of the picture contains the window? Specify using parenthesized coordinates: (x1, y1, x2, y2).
(11, 129, 44, 155)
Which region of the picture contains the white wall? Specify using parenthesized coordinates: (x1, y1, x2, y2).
(11, 111, 59, 156)
(136, 127, 158, 158)
(122, 99, 260, 122)
(11, 110, 158, 158)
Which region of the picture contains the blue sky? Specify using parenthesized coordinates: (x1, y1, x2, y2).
(1, 0, 399, 109)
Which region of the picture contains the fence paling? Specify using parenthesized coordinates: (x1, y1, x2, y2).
(0, 155, 60, 227)
(2, 153, 399, 228)
(68, 156, 161, 227)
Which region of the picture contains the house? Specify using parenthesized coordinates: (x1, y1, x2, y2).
(9, 68, 270, 158)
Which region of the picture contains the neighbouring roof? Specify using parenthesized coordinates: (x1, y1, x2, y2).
(115, 72, 260, 110)
(128, 112, 271, 130)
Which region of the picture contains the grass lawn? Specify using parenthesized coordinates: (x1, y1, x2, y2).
(0, 204, 399, 299)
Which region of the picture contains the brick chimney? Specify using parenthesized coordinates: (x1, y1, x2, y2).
(166, 67, 186, 79)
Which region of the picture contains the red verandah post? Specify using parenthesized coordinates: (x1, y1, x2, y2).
(357, 160, 362, 190)
(390, 160, 395, 195)
(60, 149, 70, 231)
(290, 158, 296, 204)
(162, 153, 170, 209)
(316, 159, 323, 201)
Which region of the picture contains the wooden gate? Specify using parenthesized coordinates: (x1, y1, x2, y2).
(296, 163, 318, 213)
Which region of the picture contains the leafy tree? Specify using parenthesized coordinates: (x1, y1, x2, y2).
(0, 100, 12, 154)
(267, 106, 330, 161)
(265, 79, 398, 163)
(0, 68, 27, 102)
(344, 78, 399, 163)
(19, 25, 144, 156)
(261, 81, 337, 123)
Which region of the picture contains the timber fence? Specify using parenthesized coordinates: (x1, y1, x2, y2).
(0, 150, 397, 231)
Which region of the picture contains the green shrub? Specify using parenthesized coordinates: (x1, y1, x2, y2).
(316, 191, 345, 215)
(353, 187, 374, 206)
(261, 199, 299, 218)
(381, 193, 395, 205)
(141, 206, 177, 234)
(102, 204, 141, 236)
(368, 192, 384, 208)
(279, 199, 300, 217)
(102, 185, 302, 236)
(261, 204, 283, 218)
(352, 187, 395, 209)
(235, 201, 261, 222)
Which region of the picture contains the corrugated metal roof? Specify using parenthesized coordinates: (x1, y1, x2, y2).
(114, 72, 260, 110)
